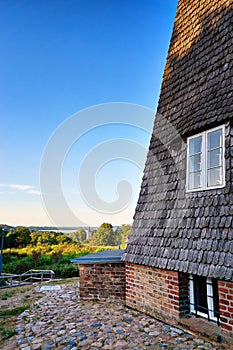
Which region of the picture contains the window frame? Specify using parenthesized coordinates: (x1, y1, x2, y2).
(189, 275, 220, 323)
(186, 125, 225, 192)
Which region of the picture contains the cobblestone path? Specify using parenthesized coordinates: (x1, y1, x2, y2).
(16, 282, 222, 350)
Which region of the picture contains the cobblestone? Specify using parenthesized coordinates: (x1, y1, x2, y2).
(17, 282, 222, 349)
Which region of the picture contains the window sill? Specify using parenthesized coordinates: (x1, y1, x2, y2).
(178, 316, 223, 345)
(190, 311, 218, 323)
(186, 183, 225, 193)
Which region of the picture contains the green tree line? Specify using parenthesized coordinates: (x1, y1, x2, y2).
(0, 223, 132, 249)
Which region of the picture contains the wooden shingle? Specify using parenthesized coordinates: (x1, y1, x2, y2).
(123, 0, 233, 282)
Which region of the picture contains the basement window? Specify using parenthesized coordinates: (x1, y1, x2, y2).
(186, 125, 225, 191)
(189, 275, 220, 324)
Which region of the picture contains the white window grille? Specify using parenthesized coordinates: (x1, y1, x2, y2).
(187, 125, 225, 191)
(189, 275, 220, 324)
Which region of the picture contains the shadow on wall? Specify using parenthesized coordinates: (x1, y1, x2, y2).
(159, 0, 232, 137)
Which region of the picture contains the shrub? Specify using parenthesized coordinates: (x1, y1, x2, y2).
(13, 258, 33, 274)
(2, 243, 103, 278)
(38, 254, 52, 268)
(51, 263, 78, 278)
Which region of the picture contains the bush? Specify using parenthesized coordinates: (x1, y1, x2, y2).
(2, 243, 102, 278)
(3, 256, 33, 274)
(50, 263, 78, 278)
(12, 258, 33, 274)
(38, 254, 52, 268)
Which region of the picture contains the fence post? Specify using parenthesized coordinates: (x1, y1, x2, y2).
(0, 228, 5, 275)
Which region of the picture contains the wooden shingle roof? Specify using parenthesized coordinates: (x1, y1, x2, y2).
(123, 0, 233, 281)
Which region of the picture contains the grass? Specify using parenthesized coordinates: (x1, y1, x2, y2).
(0, 289, 17, 300)
(0, 305, 29, 317)
(43, 276, 79, 286)
(2, 329, 18, 340)
(0, 285, 32, 300)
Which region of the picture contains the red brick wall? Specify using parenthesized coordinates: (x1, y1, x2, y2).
(126, 263, 189, 324)
(218, 280, 233, 333)
(126, 263, 233, 344)
(79, 262, 125, 300)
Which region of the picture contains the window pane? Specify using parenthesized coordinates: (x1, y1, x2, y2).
(208, 149, 221, 168)
(193, 276, 208, 314)
(212, 279, 220, 319)
(189, 154, 201, 172)
(189, 172, 201, 190)
(189, 136, 202, 155)
(207, 129, 222, 150)
(207, 167, 222, 187)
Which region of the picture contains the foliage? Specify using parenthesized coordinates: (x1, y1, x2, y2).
(2, 254, 77, 278)
(30, 230, 72, 246)
(1, 223, 131, 249)
(120, 224, 132, 247)
(89, 223, 131, 247)
(4, 227, 31, 248)
(50, 263, 78, 278)
(2, 329, 18, 340)
(1, 222, 132, 279)
(68, 228, 87, 243)
(90, 223, 118, 246)
(99, 223, 113, 229)
(12, 258, 33, 274)
(1, 227, 73, 249)
(31, 250, 41, 267)
(2, 243, 100, 278)
(121, 224, 131, 237)
(0, 290, 16, 300)
(0, 306, 29, 317)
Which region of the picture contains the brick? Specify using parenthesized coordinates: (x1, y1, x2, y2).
(221, 323, 233, 332)
(79, 262, 125, 300)
(125, 265, 187, 321)
(221, 311, 231, 318)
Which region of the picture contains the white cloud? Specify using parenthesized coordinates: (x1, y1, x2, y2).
(10, 184, 34, 191)
(0, 184, 40, 195)
(27, 189, 41, 195)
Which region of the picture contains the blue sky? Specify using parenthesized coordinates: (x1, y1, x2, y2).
(0, 0, 177, 227)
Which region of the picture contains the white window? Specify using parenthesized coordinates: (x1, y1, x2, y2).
(187, 125, 225, 191)
(189, 275, 220, 323)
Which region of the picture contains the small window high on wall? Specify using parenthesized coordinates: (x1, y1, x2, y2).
(187, 125, 225, 191)
(189, 275, 220, 324)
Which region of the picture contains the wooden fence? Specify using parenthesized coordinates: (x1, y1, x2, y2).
(0, 269, 55, 289)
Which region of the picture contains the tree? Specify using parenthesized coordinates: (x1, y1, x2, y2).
(6, 227, 31, 248)
(121, 224, 131, 244)
(91, 223, 117, 246)
(68, 228, 87, 243)
(30, 230, 71, 246)
(114, 224, 132, 248)
(121, 224, 132, 239)
(99, 223, 113, 229)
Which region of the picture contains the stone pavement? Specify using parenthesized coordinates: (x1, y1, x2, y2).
(16, 282, 223, 350)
